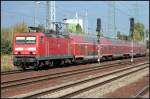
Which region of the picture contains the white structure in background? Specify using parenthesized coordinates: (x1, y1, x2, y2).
(50, 1, 56, 30)
(46, 1, 50, 29)
(64, 12, 84, 30)
(46, 1, 56, 30)
(34, 1, 40, 27)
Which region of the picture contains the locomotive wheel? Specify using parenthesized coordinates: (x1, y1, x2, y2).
(101, 56, 106, 61)
(34, 66, 39, 70)
(53, 60, 61, 66)
(34, 63, 39, 71)
(18, 66, 26, 71)
(48, 61, 54, 68)
(107, 56, 112, 61)
(22, 66, 26, 71)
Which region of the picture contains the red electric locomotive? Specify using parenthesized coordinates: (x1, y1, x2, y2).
(13, 27, 146, 70)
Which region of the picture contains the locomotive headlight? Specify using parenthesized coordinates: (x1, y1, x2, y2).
(15, 47, 23, 51)
(27, 47, 36, 51)
(14, 52, 18, 54)
(14, 52, 21, 54)
(30, 51, 36, 55)
(32, 52, 36, 54)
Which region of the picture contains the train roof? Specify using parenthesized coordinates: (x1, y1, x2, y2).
(14, 31, 146, 46)
(14, 32, 44, 36)
(69, 33, 146, 46)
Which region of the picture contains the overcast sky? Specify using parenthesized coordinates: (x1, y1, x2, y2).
(1, 1, 149, 38)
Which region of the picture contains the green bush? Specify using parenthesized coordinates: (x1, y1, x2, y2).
(1, 39, 12, 54)
(1, 21, 28, 54)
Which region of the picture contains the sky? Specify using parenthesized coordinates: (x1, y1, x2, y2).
(1, 1, 149, 38)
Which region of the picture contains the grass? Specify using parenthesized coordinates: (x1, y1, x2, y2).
(1, 54, 17, 72)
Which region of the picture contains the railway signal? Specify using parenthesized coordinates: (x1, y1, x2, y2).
(96, 18, 101, 64)
(130, 18, 134, 34)
(130, 17, 134, 63)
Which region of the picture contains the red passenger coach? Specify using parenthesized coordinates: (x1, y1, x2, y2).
(13, 30, 146, 70)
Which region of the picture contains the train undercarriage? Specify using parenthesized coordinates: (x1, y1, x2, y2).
(13, 53, 146, 71)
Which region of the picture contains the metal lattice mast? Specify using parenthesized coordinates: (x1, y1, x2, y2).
(107, 1, 116, 38)
(46, 1, 50, 29)
(50, 1, 56, 30)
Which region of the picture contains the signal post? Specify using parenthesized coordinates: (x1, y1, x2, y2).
(96, 18, 101, 64)
(130, 18, 134, 63)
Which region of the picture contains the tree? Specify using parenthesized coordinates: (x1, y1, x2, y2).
(129, 22, 145, 41)
(1, 21, 28, 54)
(13, 21, 29, 33)
(1, 27, 13, 54)
(145, 29, 149, 49)
(145, 29, 149, 40)
(76, 23, 82, 33)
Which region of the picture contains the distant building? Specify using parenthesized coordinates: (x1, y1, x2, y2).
(64, 18, 83, 33)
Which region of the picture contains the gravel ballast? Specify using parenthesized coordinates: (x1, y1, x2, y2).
(72, 68, 149, 98)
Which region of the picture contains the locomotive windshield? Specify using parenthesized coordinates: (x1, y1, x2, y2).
(16, 36, 36, 44)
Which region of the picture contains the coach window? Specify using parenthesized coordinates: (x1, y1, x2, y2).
(40, 36, 44, 44)
(109, 46, 112, 50)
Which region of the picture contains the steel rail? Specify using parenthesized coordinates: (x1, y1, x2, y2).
(1, 59, 133, 89)
(132, 85, 149, 98)
(10, 62, 149, 98)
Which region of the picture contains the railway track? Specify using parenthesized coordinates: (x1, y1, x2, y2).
(1, 59, 133, 89)
(132, 85, 149, 98)
(10, 62, 149, 98)
(1, 69, 32, 75)
(1, 57, 148, 76)
(1, 57, 147, 90)
(1, 70, 22, 75)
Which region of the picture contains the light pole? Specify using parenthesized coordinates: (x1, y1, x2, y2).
(96, 18, 101, 64)
(34, 1, 40, 27)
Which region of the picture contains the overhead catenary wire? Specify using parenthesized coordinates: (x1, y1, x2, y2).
(2, 1, 138, 22)
(2, 1, 147, 35)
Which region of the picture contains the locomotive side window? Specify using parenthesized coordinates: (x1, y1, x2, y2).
(40, 36, 44, 44)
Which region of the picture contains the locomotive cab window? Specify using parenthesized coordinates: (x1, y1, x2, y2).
(16, 37, 26, 44)
(26, 37, 36, 44)
(16, 36, 36, 44)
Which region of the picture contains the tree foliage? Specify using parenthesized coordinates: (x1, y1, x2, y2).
(145, 29, 149, 40)
(129, 22, 145, 41)
(1, 21, 28, 54)
(66, 23, 83, 34)
(76, 23, 82, 33)
(145, 29, 149, 49)
(13, 21, 29, 33)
